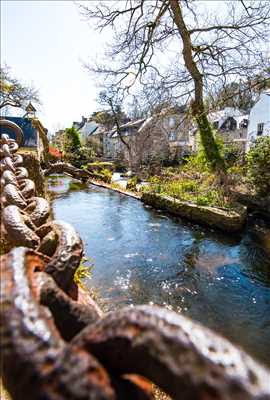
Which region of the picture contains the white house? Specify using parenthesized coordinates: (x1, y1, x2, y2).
(190, 107, 249, 153)
(247, 90, 270, 151)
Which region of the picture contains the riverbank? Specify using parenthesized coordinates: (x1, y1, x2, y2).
(85, 176, 248, 233)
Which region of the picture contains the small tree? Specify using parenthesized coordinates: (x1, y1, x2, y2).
(247, 136, 270, 195)
(64, 126, 81, 152)
(64, 127, 81, 165)
(0, 65, 40, 110)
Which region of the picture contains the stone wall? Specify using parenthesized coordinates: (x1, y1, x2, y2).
(142, 192, 247, 233)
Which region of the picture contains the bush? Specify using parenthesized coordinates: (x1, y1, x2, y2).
(126, 176, 138, 191)
(87, 161, 115, 173)
(90, 168, 112, 183)
(223, 143, 243, 167)
(247, 136, 270, 195)
(65, 146, 96, 168)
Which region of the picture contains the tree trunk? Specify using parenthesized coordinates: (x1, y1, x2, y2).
(169, 0, 225, 173)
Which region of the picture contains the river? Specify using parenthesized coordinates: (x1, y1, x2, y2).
(48, 175, 270, 367)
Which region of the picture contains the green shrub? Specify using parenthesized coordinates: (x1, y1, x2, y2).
(180, 180, 198, 192)
(247, 136, 270, 195)
(65, 146, 96, 168)
(90, 168, 112, 183)
(149, 176, 162, 184)
(223, 143, 243, 167)
(87, 161, 115, 173)
(196, 190, 222, 207)
(126, 176, 138, 191)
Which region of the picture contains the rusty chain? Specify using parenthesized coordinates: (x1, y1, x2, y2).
(1, 132, 270, 400)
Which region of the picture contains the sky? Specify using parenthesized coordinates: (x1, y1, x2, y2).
(1, 0, 107, 134)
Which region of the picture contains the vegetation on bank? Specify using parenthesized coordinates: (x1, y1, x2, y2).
(247, 136, 270, 195)
(140, 137, 269, 210)
(74, 257, 94, 290)
(53, 125, 269, 210)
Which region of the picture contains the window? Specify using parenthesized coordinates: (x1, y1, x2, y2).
(169, 117, 176, 128)
(169, 132, 176, 141)
(240, 119, 248, 129)
(257, 123, 264, 136)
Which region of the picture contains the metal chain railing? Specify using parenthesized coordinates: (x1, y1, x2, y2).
(1, 132, 270, 400)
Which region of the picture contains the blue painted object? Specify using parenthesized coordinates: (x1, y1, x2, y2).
(0, 116, 37, 147)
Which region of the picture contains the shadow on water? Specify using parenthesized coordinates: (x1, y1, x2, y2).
(47, 175, 270, 367)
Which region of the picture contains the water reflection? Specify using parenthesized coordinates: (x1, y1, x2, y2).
(48, 175, 270, 367)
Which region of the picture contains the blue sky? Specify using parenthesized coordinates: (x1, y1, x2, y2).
(1, 1, 105, 133)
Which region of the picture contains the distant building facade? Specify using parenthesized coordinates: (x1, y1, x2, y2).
(246, 91, 270, 151)
(190, 107, 249, 153)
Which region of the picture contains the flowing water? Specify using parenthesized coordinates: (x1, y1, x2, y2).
(48, 175, 270, 367)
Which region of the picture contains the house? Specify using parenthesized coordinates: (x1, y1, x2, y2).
(190, 107, 249, 153)
(157, 106, 192, 159)
(104, 119, 145, 160)
(246, 90, 270, 151)
(71, 116, 105, 155)
(72, 116, 87, 131)
(103, 107, 192, 164)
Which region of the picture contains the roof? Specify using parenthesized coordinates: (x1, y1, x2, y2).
(108, 118, 145, 138)
(78, 120, 99, 137)
(208, 107, 245, 122)
(26, 102, 36, 112)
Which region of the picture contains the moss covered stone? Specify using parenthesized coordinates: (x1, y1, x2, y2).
(87, 162, 115, 173)
(142, 192, 246, 232)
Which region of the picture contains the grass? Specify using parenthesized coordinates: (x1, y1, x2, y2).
(74, 257, 94, 290)
(144, 175, 231, 208)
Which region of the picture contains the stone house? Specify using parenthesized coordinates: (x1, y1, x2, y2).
(246, 90, 270, 151)
(103, 107, 192, 164)
(103, 119, 145, 160)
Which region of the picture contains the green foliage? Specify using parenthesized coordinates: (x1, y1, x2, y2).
(247, 136, 270, 195)
(223, 143, 243, 167)
(196, 190, 222, 207)
(147, 175, 228, 208)
(195, 113, 226, 172)
(126, 176, 138, 191)
(65, 126, 81, 151)
(90, 168, 112, 183)
(87, 161, 115, 172)
(149, 176, 162, 184)
(65, 146, 96, 168)
(74, 257, 94, 289)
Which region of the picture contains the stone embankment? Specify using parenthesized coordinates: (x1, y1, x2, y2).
(142, 192, 247, 233)
(231, 186, 270, 219)
(44, 162, 249, 233)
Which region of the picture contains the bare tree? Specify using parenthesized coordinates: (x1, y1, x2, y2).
(0, 65, 40, 111)
(80, 0, 270, 174)
(98, 88, 134, 166)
